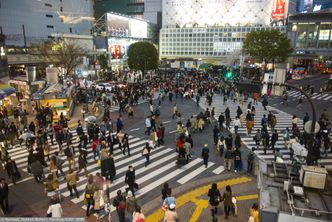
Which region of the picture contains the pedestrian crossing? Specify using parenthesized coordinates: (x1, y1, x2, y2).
(7, 126, 226, 215)
(287, 90, 332, 102)
(197, 94, 332, 170)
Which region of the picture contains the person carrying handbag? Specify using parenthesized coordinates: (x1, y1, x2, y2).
(208, 183, 222, 213)
(84, 175, 97, 217)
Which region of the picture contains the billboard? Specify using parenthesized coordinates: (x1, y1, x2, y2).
(107, 38, 138, 60)
(106, 13, 129, 37)
(272, 0, 286, 19)
(107, 13, 148, 39)
(129, 19, 148, 38)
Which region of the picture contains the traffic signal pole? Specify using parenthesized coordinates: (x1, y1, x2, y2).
(279, 83, 318, 165)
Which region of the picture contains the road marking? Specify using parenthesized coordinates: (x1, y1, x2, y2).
(236, 194, 259, 201)
(8, 176, 34, 187)
(163, 120, 171, 124)
(324, 95, 332, 100)
(212, 166, 225, 174)
(169, 130, 177, 134)
(129, 128, 140, 131)
(177, 162, 215, 184)
(145, 177, 252, 222)
(190, 198, 209, 222)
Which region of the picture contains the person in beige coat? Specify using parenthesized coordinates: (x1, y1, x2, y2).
(164, 203, 178, 222)
(66, 169, 79, 198)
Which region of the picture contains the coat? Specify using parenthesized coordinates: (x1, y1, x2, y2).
(66, 172, 77, 186)
(47, 203, 63, 217)
(222, 190, 233, 207)
(125, 169, 135, 187)
(30, 160, 43, 176)
(0, 183, 9, 198)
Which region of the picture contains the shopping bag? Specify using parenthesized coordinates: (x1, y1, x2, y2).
(98, 159, 101, 169)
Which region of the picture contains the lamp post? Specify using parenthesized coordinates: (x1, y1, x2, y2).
(279, 83, 318, 165)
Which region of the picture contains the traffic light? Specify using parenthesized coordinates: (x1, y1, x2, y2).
(225, 71, 233, 80)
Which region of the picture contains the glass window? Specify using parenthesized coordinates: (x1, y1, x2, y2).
(307, 23, 319, 48)
(318, 23, 331, 48)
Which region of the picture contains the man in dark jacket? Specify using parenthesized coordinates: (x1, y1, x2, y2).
(271, 130, 279, 152)
(113, 190, 126, 222)
(5, 158, 19, 185)
(125, 166, 136, 196)
(0, 178, 9, 215)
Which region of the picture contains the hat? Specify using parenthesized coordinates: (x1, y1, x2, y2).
(204, 144, 208, 147)
(169, 203, 176, 210)
(127, 190, 133, 197)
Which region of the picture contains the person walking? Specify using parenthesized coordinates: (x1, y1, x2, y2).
(113, 190, 126, 222)
(271, 130, 278, 152)
(0, 178, 9, 215)
(249, 203, 259, 222)
(217, 136, 226, 157)
(201, 144, 209, 168)
(163, 203, 178, 222)
(125, 166, 136, 196)
(47, 197, 63, 218)
(66, 169, 79, 198)
(161, 182, 172, 202)
(233, 116, 241, 134)
(133, 205, 145, 222)
(233, 148, 242, 172)
(247, 148, 255, 175)
(4, 158, 20, 185)
(78, 150, 88, 177)
(172, 104, 177, 119)
(145, 116, 152, 136)
(84, 175, 97, 218)
(224, 148, 233, 171)
(30, 156, 44, 183)
(208, 183, 222, 214)
(44, 174, 59, 200)
(125, 191, 138, 222)
(142, 142, 152, 167)
(222, 185, 233, 219)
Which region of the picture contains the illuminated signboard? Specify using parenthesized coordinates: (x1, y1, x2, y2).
(107, 38, 138, 60)
(106, 13, 148, 39)
(272, 0, 286, 19)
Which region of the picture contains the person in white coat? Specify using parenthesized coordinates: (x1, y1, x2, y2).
(47, 197, 63, 218)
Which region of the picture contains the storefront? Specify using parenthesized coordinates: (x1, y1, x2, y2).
(0, 83, 16, 115)
(32, 83, 75, 122)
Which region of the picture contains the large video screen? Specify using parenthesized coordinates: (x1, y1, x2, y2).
(162, 0, 279, 27)
(129, 19, 148, 38)
(107, 13, 129, 37)
(107, 13, 148, 39)
(107, 38, 138, 60)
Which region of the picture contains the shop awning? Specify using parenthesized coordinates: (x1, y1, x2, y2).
(0, 83, 16, 99)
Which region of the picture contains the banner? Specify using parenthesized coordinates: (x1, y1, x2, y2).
(272, 0, 286, 19)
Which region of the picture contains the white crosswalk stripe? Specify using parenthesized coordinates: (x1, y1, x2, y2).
(8, 126, 226, 214)
(286, 90, 332, 102)
(197, 94, 332, 171)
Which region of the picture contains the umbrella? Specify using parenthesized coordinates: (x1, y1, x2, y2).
(19, 132, 35, 140)
(85, 115, 97, 123)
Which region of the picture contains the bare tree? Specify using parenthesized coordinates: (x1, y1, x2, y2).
(38, 40, 87, 78)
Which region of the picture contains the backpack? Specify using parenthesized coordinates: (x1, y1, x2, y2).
(117, 200, 126, 211)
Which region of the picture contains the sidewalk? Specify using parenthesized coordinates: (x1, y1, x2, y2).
(142, 173, 258, 222)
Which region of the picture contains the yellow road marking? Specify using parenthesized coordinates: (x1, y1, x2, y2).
(236, 194, 259, 201)
(145, 177, 252, 222)
(189, 198, 209, 222)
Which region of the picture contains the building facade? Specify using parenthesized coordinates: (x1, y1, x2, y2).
(127, 0, 145, 19)
(288, 12, 332, 57)
(0, 34, 8, 78)
(160, 26, 286, 60)
(0, 0, 94, 46)
(160, 0, 287, 62)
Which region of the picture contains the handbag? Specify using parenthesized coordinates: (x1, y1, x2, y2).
(98, 159, 101, 169)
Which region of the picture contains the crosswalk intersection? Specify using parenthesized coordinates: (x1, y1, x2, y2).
(197, 94, 332, 170)
(287, 90, 332, 102)
(8, 127, 226, 214)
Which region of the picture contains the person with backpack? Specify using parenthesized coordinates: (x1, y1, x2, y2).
(84, 175, 97, 217)
(247, 148, 255, 175)
(208, 183, 222, 214)
(201, 144, 209, 168)
(113, 190, 126, 222)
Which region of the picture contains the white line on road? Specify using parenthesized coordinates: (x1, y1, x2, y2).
(129, 128, 140, 131)
(169, 130, 177, 134)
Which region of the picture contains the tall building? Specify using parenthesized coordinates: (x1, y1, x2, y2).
(127, 0, 145, 19)
(159, 0, 287, 63)
(0, 0, 94, 46)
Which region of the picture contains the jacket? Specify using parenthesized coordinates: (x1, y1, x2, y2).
(126, 196, 138, 213)
(66, 172, 77, 186)
(125, 169, 135, 186)
(222, 190, 233, 207)
(47, 203, 63, 217)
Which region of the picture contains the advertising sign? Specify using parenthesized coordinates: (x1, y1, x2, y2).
(129, 19, 148, 38)
(107, 38, 138, 60)
(107, 13, 129, 37)
(272, 0, 286, 19)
